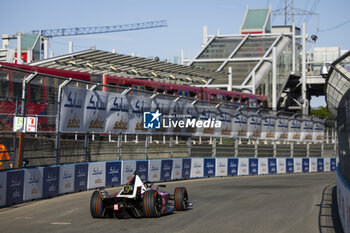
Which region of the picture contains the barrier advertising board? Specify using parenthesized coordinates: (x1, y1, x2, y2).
(136, 160, 148, 182)
(277, 158, 286, 174)
(106, 161, 122, 187)
(88, 162, 106, 189)
(301, 120, 313, 142)
(128, 96, 151, 134)
(6, 170, 24, 205)
(148, 160, 161, 182)
(227, 158, 238, 176)
(218, 107, 234, 138)
(160, 160, 173, 181)
(286, 158, 294, 173)
(276, 117, 289, 141)
(324, 158, 331, 172)
(247, 115, 262, 139)
(204, 158, 216, 177)
(313, 121, 324, 143)
(317, 158, 324, 172)
(238, 158, 249, 176)
(24, 168, 43, 201)
(59, 165, 75, 194)
(191, 158, 204, 178)
(288, 119, 301, 141)
(258, 158, 268, 175)
(172, 159, 182, 180)
(122, 161, 136, 185)
(331, 158, 337, 171)
(74, 163, 88, 192)
(182, 159, 191, 179)
(84, 91, 108, 133)
(309, 158, 318, 172)
(43, 166, 59, 198)
(232, 113, 248, 138)
(261, 116, 276, 140)
(268, 158, 277, 174)
(105, 93, 130, 133)
(294, 158, 302, 173)
(249, 158, 259, 175)
(302, 158, 310, 173)
(216, 158, 228, 177)
(0, 172, 6, 207)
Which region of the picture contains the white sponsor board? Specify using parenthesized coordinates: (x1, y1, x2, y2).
(105, 93, 129, 133)
(261, 116, 276, 140)
(151, 98, 171, 135)
(232, 113, 248, 138)
(324, 158, 331, 172)
(84, 91, 108, 133)
(309, 158, 318, 172)
(247, 114, 262, 139)
(301, 120, 313, 142)
(217, 107, 234, 138)
(60, 86, 86, 133)
(313, 121, 325, 143)
(148, 160, 161, 182)
(258, 158, 268, 175)
(294, 158, 302, 173)
(88, 162, 106, 189)
(277, 158, 286, 174)
(23, 168, 43, 201)
(216, 158, 228, 177)
(195, 104, 218, 137)
(238, 158, 249, 176)
(25, 117, 38, 133)
(121, 161, 136, 185)
(169, 99, 186, 135)
(128, 96, 151, 134)
(0, 172, 6, 207)
(288, 119, 301, 141)
(190, 158, 204, 178)
(276, 117, 289, 141)
(171, 159, 183, 180)
(59, 165, 75, 194)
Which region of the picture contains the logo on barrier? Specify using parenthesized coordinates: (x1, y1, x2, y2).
(143, 110, 162, 129)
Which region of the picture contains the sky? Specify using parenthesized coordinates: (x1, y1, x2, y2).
(1, 0, 350, 106)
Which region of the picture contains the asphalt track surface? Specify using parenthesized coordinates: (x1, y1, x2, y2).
(0, 172, 341, 233)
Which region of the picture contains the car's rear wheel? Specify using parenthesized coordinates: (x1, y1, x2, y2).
(143, 190, 162, 218)
(90, 191, 106, 218)
(174, 187, 188, 211)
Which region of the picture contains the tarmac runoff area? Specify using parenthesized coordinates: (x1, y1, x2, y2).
(0, 172, 343, 233)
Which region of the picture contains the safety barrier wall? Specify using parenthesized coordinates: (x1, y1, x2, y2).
(337, 168, 350, 233)
(0, 157, 338, 208)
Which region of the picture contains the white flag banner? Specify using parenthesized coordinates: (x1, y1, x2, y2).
(232, 112, 248, 138)
(247, 114, 262, 139)
(195, 103, 219, 137)
(217, 107, 236, 138)
(151, 97, 172, 135)
(276, 117, 289, 141)
(128, 95, 151, 134)
(84, 90, 108, 133)
(288, 118, 302, 141)
(105, 93, 130, 133)
(301, 119, 313, 142)
(313, 121, 325, 143)
(261, 116, 276, 140)
(168, 99, 186, 135)
(182, 102, 198, 136)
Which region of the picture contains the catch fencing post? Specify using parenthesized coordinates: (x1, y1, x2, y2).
(169, 136, 173, 158)
(117, 133, 122, 160)
(234, 138, 238, 157)
(254, 139, 258, 158)
(84, 132, 90, 162)
(212, 137, 217, 157)
(291, 141, 294, 158)
(144, 135, 149, 160)
(273, 141, 277, 157)
(187, 137, 191, 157)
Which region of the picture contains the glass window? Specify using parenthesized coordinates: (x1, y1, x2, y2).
(0, 70, 10, 99)
(12, 72, 25, 100)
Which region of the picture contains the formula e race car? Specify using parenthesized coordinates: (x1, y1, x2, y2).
(90, 172, 192, 218)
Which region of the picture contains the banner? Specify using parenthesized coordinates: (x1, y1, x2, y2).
(168, 99, 186, 135)
(74, 163, 88, 192)
(122, 161, 136, 185)
(182, 159, 191, 179)
(24, 168, 43, 201)
(288, 119, 301, 141)
(294, 158, 302, 173)
(106, 161, 122, 187)
(136, 160, 148, 182)
(258, 158, 268, 175)
(43, 166, 59, 198)
(313, 121, 324, 143)
(59, 165, 75, 194)
(172, 159, 183, 180)
(204, 158, 216, 177)
(238, 158, 249, 176)
(88, 162, 106, 189)
(232, 113, 248, 138)
(105, 93, 129, 133)
(331, 158, 337, 171)
(324, 158, 331, 172)
(160, 160, 173, 181)
(247, 115, 262, 139)
(84, 90, 108, 133)
(301, 119, 313, 142)
(216, 158, 228, 177)
(195, 103, 218, 137)
(128, 96, 151, 134)
(191, 158, 204, 178)
(6, 170, 24, 205)
(151, 98, 171, 135)
(182, 103, 198, 136)
(148, 160, 161, 182)
(268, 158, 277, 174)
(0, 172, 6, 207)
(309, 158, 317, 172)
(286, 158, 294, 173)
(277, 158, 286, 174)
(317, 158, 324, 172)
(60, 86, 86, 133)
(276, 117, 289, 141)
(217, 107, 235, 138)
(249, 158, 258, 175)
(261, 116, 276, 140)
(228, 158, 238, 176)
(302, 158, 310, 172)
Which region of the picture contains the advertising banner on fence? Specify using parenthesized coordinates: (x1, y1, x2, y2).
(106, 161, 122, 187)
(232, 113, 248, 138)
(24, 168, 43, 201)
(6, 170, 24, 205)
(238, 158, 249, 176)
(317, 158, 324, 172)
(74, 163, 88, 192)
(105, 93, 129, 133)
(331, 158, 337, 171)
(195, 104, 218, 137)
(261, 116, 276, 140)
(268, 158, 277, 174)
(288, 118, 301, 141)
(302, 158, 310, 172)
(258, 158, 268, 175)
(122, 161, 136, 185)
(228, 158, 238, 176)
(161, 160, 173, 181)
(172, 159, 182, 180)
(191, 158, 204, 178)
(0, 172, 6, 207)
(43, 166, 59, 198)
(136, 160, 148, 182)
(301, 119, 313, 142)
(182, 103, 198, 136)
(204, 158, 216, 177)
(148, 160, 161, 182)
(276, 117, 289, 140)
(84, 91, 108, 133)
(128, 96, 151, 134)
(313, 121, 325, 143)
(88, 162, 106, 189)
(309, 158, 318, 172)
(286, 158, 294, 173)
(277, 158, 286, 174)
(249, 158, 259, 175)
(324, 158, 331, 172)
(168, 99, 186, 135)
(294, 158, 302, 173)
(247, 115, 262, 139)
(216, 158, 228, 177)
(60, 86, 86, 133)
(182, 159, 191, 179)
(217, 107, 235, 138)
(151, 98, 171, 135)
(59, 165, 75, 194)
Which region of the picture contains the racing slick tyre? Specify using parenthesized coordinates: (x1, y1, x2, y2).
(174, 187, 188, 211)
(143, 190, 162, 218)
(90, 191, 106, 218)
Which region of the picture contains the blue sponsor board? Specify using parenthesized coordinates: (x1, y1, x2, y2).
(286, 158, 294, 173)
(106, 161, 122, 187)
(302, 158, 309, 172)
(204, 158, 216, 177)
(6, 170, 24, 205)
(136, 161, 148, 182)
(74, 163, 88, 192)
(43, 166, 59, 198)
(268, 158, 277, 174)
(227, 158, 238, 176)
(161, 160, 173, 181)
(317, 158, 324, 172)
(182, 159, 191, 179)
(330, 158, 336, 171)
(249, 158, 258, 175)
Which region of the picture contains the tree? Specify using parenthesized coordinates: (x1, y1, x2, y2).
(310, 106, 332, 117)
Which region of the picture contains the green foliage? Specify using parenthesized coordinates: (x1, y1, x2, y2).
(310, 106, 332, 117)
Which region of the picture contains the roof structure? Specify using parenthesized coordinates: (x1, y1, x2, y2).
(30, 49, 228, 85)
